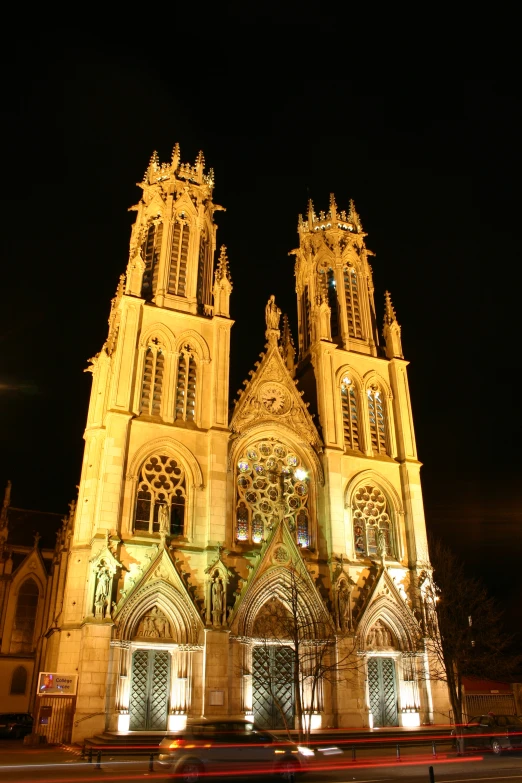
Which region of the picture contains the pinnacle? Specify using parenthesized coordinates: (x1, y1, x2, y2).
(195, 150, 205, 169)
(383, 290, 398, 325)
(215, 245, 232, 283)
(329, 193, 338, 219)
(348, 198, 363, 231)
(171, 142, 181, 167)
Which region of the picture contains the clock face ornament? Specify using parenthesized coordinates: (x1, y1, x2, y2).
(260, 384, 288, 414)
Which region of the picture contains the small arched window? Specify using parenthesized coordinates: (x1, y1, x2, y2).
(175, 345, 197, 421)
(134, 454, 186, 537)
(140, 341, 165, 416)
(10, 666, 28, 695)
(367, 385, 388, 454)
(344, 266, 362, 338)
(141, 220, 163, 299)
(169, 217, 190, 296)
(10, 579, 39, 653)
(353, 484, 394, 558)
(341, 375, 360, 450)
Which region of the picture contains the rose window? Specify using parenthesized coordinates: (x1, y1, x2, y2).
(235, 440, 310, 546)
(352, 484, 393, 558)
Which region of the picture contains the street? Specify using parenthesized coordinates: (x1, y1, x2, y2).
(0, 739, 521, 783)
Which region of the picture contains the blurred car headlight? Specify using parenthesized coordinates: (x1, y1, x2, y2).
(297, 745, 315, 756)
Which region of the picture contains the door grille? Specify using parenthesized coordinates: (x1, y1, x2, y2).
(368, 657, 398, 727)
(253, 646, 295, 730)
(129, 650, 170, 730)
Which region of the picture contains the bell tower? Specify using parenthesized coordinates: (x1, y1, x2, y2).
(294, 195, 379, 358)
(125, 144, 225, 315)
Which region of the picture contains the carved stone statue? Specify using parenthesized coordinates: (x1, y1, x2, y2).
(212, 577, 224, 627)
(265, 295, 281, 331)
(94, 563, 110, 619)
(376, 529, 387, 561)
(337, 580, 352, 631)
(158, 502, 170, 535)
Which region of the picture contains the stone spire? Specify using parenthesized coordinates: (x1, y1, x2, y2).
(382, 290, 403, 359)
(171, 142, 181, 169)
(143, 150, 159, 182)
(348, 198, 363, 232)
(328, 193, 338, 221)
(213, 245, 233, 317)
(280, 314, 296, 378)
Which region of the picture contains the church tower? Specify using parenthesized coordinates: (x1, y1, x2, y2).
(46, 147, 233, 738)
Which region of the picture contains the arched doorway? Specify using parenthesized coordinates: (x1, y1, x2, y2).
(251, 598, 295, 730)
(129, 606, 174, 731)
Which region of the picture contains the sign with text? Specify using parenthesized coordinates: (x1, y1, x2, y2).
(37, 672, 78, 695)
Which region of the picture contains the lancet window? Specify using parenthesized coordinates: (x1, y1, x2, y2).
(344, 265, 362, 338)
(141, 220, 163, 299)
(169, 217, 190, 296)
(327, 269, 340, 338)
(134, 454, 186, 537)
(10, 579, 39, 653)
(175, 345, 197, 421)
(235, 440, 310, 547)
(140, 340, 164, 416)
(341, 375, 360, 450)
(367, 385, 388, 454)
(352, 484, 394, 558)
(301, 286, 310, 352)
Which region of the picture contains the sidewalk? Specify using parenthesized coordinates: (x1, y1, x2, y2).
(0, 739, 81, 766)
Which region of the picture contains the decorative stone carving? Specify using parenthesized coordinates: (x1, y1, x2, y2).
(136, 606, 172, 638)
(204, 546, 232, 627)
(265, 294, 281, 331)
(367, 619, 395, 649)
(94, 561, 111, 619)
(273, 545, 289, 565)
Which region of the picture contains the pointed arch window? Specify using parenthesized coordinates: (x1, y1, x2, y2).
(134, 454, 186, 537)
(367, 385, 388, 454)
(344, 265, 363, 338)
(140, 340, 164, 416)
(10, 665, 28, 695)
(169, 217, 190, 296)
(301, 285, 310, 352)
(175, 345, 197, 421)
(10, 578, 39, 653)
(327, 269, 340, 338)
(352, 484, 394, 558)
(235, 440, 310, 547)
(341, 375, 360, 450)
(141, 220, 163, 299)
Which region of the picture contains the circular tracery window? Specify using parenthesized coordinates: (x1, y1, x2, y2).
(235, 440, 310, 546)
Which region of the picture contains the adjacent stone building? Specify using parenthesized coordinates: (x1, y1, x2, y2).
(41, 145, 450, 742)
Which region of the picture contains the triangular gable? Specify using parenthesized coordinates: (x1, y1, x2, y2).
(230, 337, 321, 451)
(230, 518, 329, 637)
(11, 546, 48, 589)
(113, 546, 204, 644)
(355, 567, 420, 651)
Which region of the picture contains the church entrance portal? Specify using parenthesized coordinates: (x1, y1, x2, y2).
(252, 645, 295, 729)
(368, 657, 398, 727)
(129, 650, 170, 731)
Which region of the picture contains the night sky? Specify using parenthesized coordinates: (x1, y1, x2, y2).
(0, 46, 520, 639)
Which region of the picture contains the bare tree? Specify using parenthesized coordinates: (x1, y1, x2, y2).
(419, 539, 520, 734)
(252, 560, 362, 744)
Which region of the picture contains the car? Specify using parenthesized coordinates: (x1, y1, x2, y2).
(0, 713, 33, 739)
(453, 714, 522, 754)
(157, 719, 313, 781)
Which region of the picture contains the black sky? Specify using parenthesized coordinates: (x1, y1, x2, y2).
(0, 43, 520, 636)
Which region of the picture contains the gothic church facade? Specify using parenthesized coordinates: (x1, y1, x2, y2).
(43, 146, 449, 741)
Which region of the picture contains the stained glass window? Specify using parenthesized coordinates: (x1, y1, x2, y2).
(344, 266, 363, 339)
(367, 385, 388, 454)
(134, 454, 186, 537)
(235, 440, 311, 546)
(236, 502, 249, 541)
(352, 484, 393, 558)
(327, 268, 340, 338)
(341, 376, 359, 450)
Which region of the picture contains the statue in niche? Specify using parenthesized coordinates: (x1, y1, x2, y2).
(94, 562, 111, 619)
(158, 503, 170, 536)
(367, 620, 393, 649)
(212, 575, 224, 627)
(265, 295, 281, 331)
(376, 529, 387, 562)
(337, 579, 353, 632)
